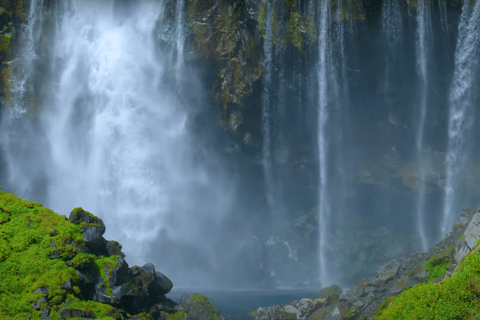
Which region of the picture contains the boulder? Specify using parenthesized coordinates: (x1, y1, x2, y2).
(155, 271, 174, 294)
(69, 208, 108, 256)
(182, 293, 225, 320)
(375, 260, 400, 281)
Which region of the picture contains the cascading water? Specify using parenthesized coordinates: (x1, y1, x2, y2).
(414, 0, 432, 252)
(1, 0, 236, 287)
(317, 0, 332, 288)
(174, 0, 185, 87)
(262, 3, 274, 209)
(442, 0, 480, 236)
(0, 0, 45, 199)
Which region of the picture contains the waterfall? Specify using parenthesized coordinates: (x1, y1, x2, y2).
(174, 0, 185, 87)
(0, 0, 235, 287)
(438, 0, 448, 37)
(262, 3, 274, 209)
(415, 0, 432, 252)
(442, 0, 480, 235)
(318, 0, 332, 288)
(0, 0, 45, 198)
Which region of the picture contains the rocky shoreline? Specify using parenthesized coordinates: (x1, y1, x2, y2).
(249, 208, 480, 320)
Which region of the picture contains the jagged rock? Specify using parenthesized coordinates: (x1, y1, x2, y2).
(375, 260, 400, 281)
(463, 212, 480, 249)
(296, 298, 326, 315)
(69, 208, 108, 256)
(106, 240, 125, 257)
(339, 286, 363, 302)
(454, 238, 469, 263)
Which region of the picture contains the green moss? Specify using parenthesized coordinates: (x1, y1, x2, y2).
(191, 293, 220, 317)
(167, 311, 189, 320)
(375, 246, 480, 319)
(258, 3, 266, 36)
(92, 255, 120, 297)
(0, 189, 126, 319)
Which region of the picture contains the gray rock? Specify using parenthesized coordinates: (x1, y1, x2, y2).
(283, 305, 301, 318)
(464, 213, 480, 249)
(339, 286, 363, 302)
(155, 271, 174, 294)
(454, 238, 469, 263)
(318, 284, 343, 299)
(326, 307, 342, 320)
(375, 260, 400, 281)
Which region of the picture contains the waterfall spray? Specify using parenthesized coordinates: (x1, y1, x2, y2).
(442, 0, 480, 235)
(415, 0, 432, 252)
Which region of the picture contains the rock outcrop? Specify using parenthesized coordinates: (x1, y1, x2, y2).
(0, 189, 224, 320)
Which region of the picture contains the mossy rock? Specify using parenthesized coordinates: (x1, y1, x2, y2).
(374, 244, 480, 319)
(0, 189, 147, 319)
(180, 293, 224, 320)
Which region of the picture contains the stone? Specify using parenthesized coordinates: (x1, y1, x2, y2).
(308, 305, 337, 320)
(69, 208, 107, 256)
(339, 286, 363, 302)
(296, 298, 326, 315)
(375, 260, 400, 281)
(186, 294, 221, 320)
(106, 240, 125, 257)
(325, 307, 343, 320)
(283, 305, 301, 318)
(155, 271, 173, 294)
(464, 213, 480, 249)
(454, 238, 469, 263)
(318, 284, 343, 299)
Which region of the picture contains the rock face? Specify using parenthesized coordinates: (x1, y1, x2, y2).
(58, 207, 219, 320)
(250, 208, 480, 320)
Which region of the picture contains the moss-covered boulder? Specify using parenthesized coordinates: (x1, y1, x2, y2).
(0, 189, 183, 319)
(178, 293, 225, 320)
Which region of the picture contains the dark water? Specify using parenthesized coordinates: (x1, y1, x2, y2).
(167, 288, 320, 320)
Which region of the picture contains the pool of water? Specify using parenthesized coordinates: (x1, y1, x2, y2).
(167, 288, 320, 320)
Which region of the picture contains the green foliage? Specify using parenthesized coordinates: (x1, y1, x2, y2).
(0, 189, 124, 319)
(424, 260, 449, 283)
(375, 246, 480, 319)
(258, 3, 266, 36)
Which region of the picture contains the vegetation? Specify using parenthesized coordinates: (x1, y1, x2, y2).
(0, 189, 123, 319)
(374, 244, 480, 319)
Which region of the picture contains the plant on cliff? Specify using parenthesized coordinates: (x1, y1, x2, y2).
(375, 244, 480, 319)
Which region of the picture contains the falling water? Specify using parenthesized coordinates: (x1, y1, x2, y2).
(318, 0, 332, 288)
(0, 0, 45, 198)
(174, 0, 185, 87)
(438, 0, 448, 37)
(1, 0, 234, 276)
(9, 0, 44, 114)
(262, 4, 274, 209)
(442, 0, 480, 235)
(415, 0, 432, 252)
